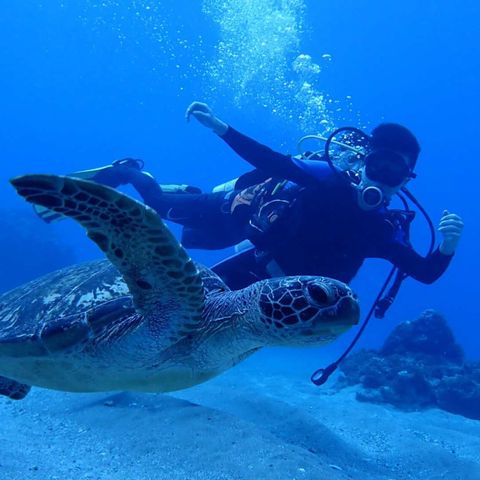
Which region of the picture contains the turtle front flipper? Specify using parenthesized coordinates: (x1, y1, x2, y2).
(0, 375, 31, 400)
(11, 174, 204, 342)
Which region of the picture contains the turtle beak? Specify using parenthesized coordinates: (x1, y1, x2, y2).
(332, 295, 360, 326)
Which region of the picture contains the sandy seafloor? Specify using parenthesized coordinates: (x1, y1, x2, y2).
(1, 354, 479, 480)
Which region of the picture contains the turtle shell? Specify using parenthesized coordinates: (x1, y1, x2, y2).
(0, 259, 227, 343)
(0, 260, 127, 340)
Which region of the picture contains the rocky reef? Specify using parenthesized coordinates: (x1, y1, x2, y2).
(337, 310, 480, 420)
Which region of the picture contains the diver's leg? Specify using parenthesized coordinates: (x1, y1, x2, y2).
(71, 158, 145, 188)
(79, 162, 211, 226)
(100, 165, 233, 229)
(155, 191, 234, 228)
(82, 162, 241, 245)
(128, 172, 247, 249)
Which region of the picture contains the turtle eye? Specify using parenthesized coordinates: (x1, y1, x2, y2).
(307, 283, 329, 305)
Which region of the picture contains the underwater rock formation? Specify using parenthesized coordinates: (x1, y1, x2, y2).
(337, 310, 480, 420)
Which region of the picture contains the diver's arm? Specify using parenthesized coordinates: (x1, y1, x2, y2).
(186, 101, 319, 186)
(382, 242, 453, 284)
(373, 209, 463, 284)
(220, 126, 320, 186)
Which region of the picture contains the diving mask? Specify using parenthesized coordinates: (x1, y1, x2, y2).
(364, 149, 415, 187)
(355, 149, 416, 210)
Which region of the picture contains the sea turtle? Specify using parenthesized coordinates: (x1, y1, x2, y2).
(0, 175, 359, 400)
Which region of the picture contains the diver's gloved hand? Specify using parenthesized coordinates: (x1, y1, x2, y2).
(438, 210, 464, 255)
(185, 101, 228, 136)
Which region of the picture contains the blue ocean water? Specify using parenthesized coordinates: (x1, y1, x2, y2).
(0, 0, 478, 369)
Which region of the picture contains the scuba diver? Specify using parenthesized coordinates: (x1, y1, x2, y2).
(61, 101, 462, 292)
(38, 102, 464, 292)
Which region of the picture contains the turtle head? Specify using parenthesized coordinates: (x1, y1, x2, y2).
(254, 276, 359, 346)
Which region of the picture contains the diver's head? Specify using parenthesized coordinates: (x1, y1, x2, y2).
(370, 123, 420, 169)
(356, 123, 420, 210)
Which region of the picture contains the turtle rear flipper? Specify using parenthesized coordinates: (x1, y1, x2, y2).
(11, 174, 204, 343)
(0, 375, 31, 400)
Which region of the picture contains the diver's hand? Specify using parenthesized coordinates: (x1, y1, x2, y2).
(185, 101, 228, 136)
(438, 210, 464, 255)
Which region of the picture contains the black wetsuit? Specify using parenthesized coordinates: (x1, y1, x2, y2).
(105, 127, 453, 289)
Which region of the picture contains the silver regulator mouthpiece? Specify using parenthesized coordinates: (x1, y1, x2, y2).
(357, 185, 384, 210)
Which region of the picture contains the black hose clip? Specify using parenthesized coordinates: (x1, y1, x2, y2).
(374, 296, 394, 319)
